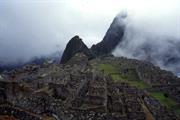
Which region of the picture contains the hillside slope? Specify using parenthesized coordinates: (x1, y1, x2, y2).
(0, 53, 179, 119)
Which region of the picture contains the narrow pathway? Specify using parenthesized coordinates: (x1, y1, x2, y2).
(139, 99, 154, 120)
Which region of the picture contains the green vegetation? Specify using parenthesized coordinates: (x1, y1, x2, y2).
(128, 80, 150, 89)
(175, 108, 180, 116)
(175, 108, 180, 113)
(95, 61, 179, 117)
(98, 63, 150, 89)
(150, 92, 177, 109)
(98, 64, 119, 74)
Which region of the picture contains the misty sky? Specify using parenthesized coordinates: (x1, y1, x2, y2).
(0, 0, 180, 64)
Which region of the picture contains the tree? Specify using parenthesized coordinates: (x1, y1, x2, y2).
(164, 93, 169, 98)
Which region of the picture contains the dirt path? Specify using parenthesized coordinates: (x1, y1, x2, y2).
(141, 102, 154, 120)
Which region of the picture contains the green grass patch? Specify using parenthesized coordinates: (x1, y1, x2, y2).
(129, 80, 150, 89)
(175, 108, 180, 113)
(172, 106, 180, 117)
(98, 64, 150, 89)
(175, 108, 180, 116)
(150, 92, 177, 109)
(98, 64, 119, 74)
(110, 74, 149, 89)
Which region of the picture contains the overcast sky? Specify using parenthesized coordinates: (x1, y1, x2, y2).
(0, 0, 179, 64)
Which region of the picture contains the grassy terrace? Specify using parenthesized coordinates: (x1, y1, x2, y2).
(175, 108, 180, 116)
(98, 63, 150, 89)
(97, 63, 180, 115)
(149, 92, 178, 110)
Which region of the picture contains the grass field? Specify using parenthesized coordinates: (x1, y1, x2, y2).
(98, 63, 150, 89)
(175, 108, 180, 114)
(175, 108, 180, 117)
(98, 64, 119, 74)
(149, 92, 177, 109)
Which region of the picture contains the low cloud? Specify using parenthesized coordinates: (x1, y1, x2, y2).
(113, 1, 180, 75)
(0, 1, 110, 64)
(0, 0, 179, 75)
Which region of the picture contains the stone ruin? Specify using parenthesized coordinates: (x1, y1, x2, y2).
(0, 53, 179, 120)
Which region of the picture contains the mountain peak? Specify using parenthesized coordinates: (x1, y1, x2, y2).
(60, 36, 94, 64)
(60, 13, 127, 63)
(91, 14, 126, 56)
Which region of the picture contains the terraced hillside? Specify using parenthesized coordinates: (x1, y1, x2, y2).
(91, 56, 180, 117)
(0, 53, 179, 119)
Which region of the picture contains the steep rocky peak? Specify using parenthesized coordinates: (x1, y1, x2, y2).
(91, 13, 126, 56)
(67, 35, 83, 48)
(60, 35, 94, 64)
(60, 13, 127, 64)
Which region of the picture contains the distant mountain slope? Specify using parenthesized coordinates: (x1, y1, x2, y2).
(0, 51, 60, 73)
(113, 30, 180, 76)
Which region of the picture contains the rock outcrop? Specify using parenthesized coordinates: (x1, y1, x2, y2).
(60, 36, 94, 64)
(60, 13, 127, 64)
(91, 13, 126, 56)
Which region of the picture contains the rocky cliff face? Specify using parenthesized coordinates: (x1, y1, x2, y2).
(60, 12, 180, 77)
(91, 13, 126, 56)
(61, 14, 126, 64)
(60, 36, 94, 64)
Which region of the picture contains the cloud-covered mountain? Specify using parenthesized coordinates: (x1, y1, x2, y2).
(91, 12, 126, 56)
(111, 13, 180, 76)
(0, 51, 61, 72)
(60, 11, 180, 77)
(60, 13, 127, 64)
